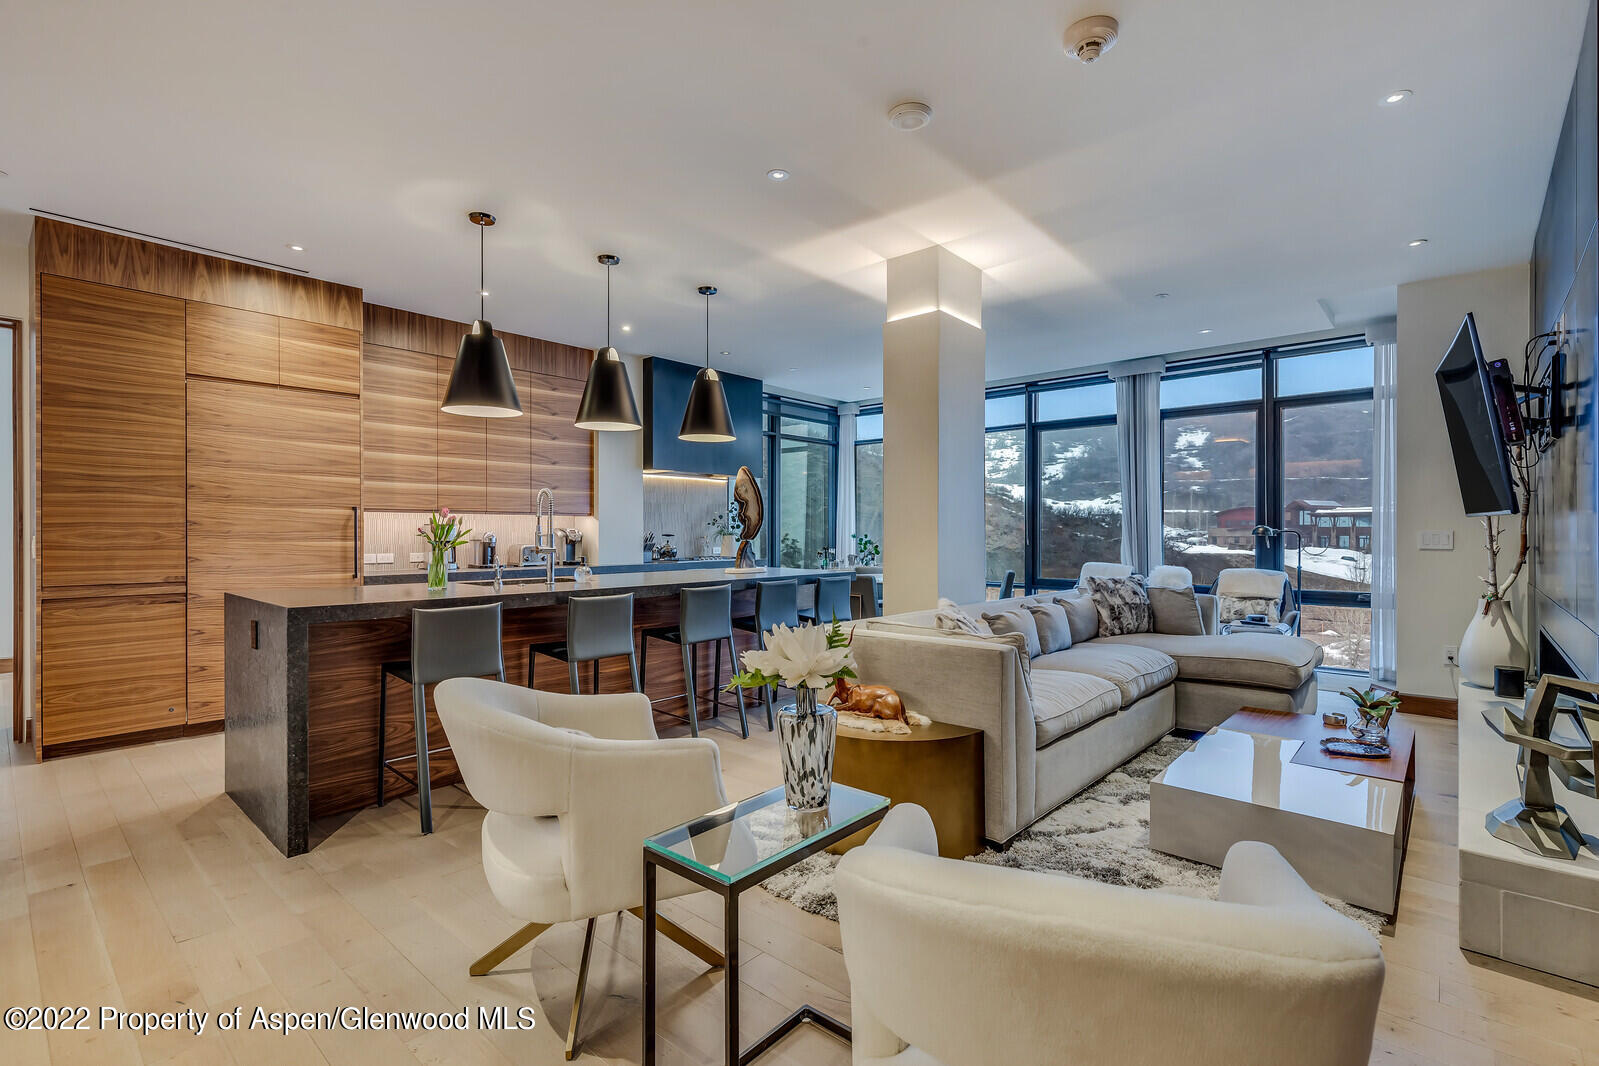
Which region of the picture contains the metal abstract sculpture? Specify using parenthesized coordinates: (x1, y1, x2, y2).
(1483, 674, 1598, 859)
(730, 465, 764, 570)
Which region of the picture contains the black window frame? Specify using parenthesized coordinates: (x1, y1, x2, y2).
(761, 395, 840, 566)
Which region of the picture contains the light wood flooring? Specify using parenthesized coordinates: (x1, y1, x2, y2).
(3, 700, 1597, 1065)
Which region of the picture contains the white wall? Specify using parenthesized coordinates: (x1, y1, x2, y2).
(0, 210, 28, 673)
(1396, 264, 1530, 698)
(590, 352, 645, 566)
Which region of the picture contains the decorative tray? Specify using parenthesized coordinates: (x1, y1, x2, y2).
(1320, 737, 1392, 759)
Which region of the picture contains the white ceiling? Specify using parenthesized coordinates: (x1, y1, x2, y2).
(0, 1, 1587, 400)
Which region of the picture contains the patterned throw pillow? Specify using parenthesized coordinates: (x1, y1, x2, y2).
(1217, 595, 1281, 625)
(982, 607, 1042, 659)
(934, 597, 991, 636)
(1025, 601, 1073, 654)
(1083, 575, 1153, 637)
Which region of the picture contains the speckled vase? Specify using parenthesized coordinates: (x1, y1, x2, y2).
(776, 687, 836, 811)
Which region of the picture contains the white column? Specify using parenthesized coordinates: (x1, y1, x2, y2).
(881, 246, 986, 613)
(589, 352, 645, 566)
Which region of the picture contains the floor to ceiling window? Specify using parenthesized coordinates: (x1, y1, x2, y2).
(1160, 362, 1261, 587)
(985, 393, 1026, 585)
(762, 397, 839, 568)
(1032, 378, 1120, 585)
(853, 406, 883, 556)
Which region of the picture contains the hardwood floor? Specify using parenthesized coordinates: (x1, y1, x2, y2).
(3, 700, 1596, 1065)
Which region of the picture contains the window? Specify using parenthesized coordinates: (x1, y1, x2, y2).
(1159, 360, 1261, 588)
(853, 406, 883, 554)
(762, 398, 838, 567)
(986, 429, 1025, 584)
(1033, 379, 1120, 583)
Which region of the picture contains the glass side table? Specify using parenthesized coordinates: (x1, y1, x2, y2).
(642, 782, 889, 1066)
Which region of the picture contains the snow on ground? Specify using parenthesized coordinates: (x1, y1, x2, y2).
(1172, 540, 1370, 582)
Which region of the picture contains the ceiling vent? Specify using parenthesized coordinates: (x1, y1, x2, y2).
(1064, 15, 1119, 63)
(887, 101, 933, 131)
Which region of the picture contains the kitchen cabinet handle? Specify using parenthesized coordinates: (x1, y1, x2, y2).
(352, 505, 361, 579)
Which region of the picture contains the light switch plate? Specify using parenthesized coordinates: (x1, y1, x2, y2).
(377, 552, 395, 564)
(1418, 530, 1455, 551)
(409, 552, 426, 563)
(362, 553, 378, 565)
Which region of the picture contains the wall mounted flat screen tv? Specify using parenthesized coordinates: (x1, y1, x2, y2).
(1435, 312, 1518, 516)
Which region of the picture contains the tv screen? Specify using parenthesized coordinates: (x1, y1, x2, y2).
(1435, 313, 1518, 516)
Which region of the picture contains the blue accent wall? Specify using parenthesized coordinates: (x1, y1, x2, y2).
(1531, 0, 1599, 676)
(640, 356, 765, 475)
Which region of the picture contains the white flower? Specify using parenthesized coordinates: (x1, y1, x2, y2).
(740, 623, 854, 691)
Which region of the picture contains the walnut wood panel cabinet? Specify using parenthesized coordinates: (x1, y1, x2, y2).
(40, 592, 187, 750)
(186, 378, 362, 722)
(39, 275, 188, 590)
(360, 343, 437, 511)
(435, 355, 487, 511)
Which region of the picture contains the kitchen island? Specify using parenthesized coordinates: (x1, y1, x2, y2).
(225, 567, 834, 855)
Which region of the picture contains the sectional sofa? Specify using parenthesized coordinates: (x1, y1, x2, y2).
(846, 588, 1323, 843)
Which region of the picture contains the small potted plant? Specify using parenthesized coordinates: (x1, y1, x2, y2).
(1340, 686, 1401, 744)
(708, 502, 741, 557)
(852, 532, 881, 568)
(418, 508, 471, 593)
(728, 619, 857, 810)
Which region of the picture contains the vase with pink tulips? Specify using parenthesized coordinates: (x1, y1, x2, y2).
(419, 509, 471, 592)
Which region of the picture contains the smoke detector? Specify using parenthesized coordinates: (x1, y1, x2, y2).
(888, 101, 933, 131)
(1064, 15, 1119, 63)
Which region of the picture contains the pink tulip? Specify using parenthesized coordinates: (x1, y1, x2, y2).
(440, 507, 451, 517)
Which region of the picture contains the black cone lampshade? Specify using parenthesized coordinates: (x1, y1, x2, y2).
(441, 319, 522, 417)
(441, 211, 522, 418)
(679, 285, 736, 443)
(574, 254, 642, 430)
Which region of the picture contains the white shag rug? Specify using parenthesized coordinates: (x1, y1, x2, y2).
(762, 734, 1387, 935)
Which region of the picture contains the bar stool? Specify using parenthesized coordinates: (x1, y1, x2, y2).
(733, 578, 800, 731)
(527, 592, 641, 694)
(639, 583, 749, 738)
(377, 602, 505, 835)
(800, 573, 854, 625)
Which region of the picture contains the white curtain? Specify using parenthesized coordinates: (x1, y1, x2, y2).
(1368, 323, 1398, 686)
(1111, 358, 1166, 574)
(835, 403, 857, 564)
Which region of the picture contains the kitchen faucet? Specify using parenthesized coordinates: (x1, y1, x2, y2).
(534, 488, 558, 584)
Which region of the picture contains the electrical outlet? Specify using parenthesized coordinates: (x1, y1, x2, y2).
(362, 553, 378, 565)
(377, 552, 395, 564)
(1443, 644, 1458, 666)
(409, 552, 426, 563)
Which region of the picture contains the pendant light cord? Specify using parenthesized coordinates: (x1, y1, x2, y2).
(704, 290, 711, 368)
(605, 262, 612, 348)
(479, 224, 486, 320)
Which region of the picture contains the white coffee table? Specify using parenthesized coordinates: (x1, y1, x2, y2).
(1150, 708, 1416, 915)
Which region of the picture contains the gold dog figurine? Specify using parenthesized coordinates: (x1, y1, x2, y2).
(829, 677, 917, 733)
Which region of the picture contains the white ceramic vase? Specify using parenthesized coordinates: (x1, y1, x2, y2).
(1458, 596, 1526, 689)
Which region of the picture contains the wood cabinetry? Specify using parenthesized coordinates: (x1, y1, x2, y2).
(39, 276, 188, 590)
(280, 319, 361, 395)
(186, 378, 361, 722)
(40, 593, 187, 749)
(435, 355, 488, 511)
(528, 371, 593, 515)
(186, 302, 279, 385)
(486, 367, 534, 512)
(361, 343, 437, 511)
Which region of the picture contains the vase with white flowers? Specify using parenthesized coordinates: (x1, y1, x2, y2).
(418, 508, 471, 592)
(728, 619, 857, 810)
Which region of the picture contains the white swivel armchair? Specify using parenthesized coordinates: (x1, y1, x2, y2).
(836, 805, 1385, 1066)
(434, 677, 729, 1060)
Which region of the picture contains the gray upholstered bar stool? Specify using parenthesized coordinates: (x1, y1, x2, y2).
(377, 601, 505, 835)
(639, 583, 749, 739)
(800, 573, 854, 625)
(526, 592, 641, 695)
(733, 578, 800, 731)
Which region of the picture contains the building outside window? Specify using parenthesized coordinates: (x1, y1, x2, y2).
(853, 406, 883, 555)
(762, 397, 838, 567)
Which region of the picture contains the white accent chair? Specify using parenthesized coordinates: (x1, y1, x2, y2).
(836, 804, 1385, 1066)
(1146, 563, 1194, 589)
(1214, 567, 1300, 633)
(434, 677, 729, 1060)
(1076, 561, 1134, 581)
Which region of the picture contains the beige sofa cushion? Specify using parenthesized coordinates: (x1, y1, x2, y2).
(1052, 592, 1100, 644)
(1032, 642, 1177, 705)
(1096, 632, 1322, 691)
(1030, 670, 1120, 748)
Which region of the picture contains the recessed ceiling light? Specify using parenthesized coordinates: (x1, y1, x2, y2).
(720, 350, 730, 357)
(888, 101, 933, 131)
(1382, 89, 1413, 105)
(1154, 292, 1170, 299)
(1198, 329, 1213, 335)
(766, 168, 790, 182)
(478, 289, 490, 297)
(1408, 238, 1428, 247)
(286, 243, 304, 252)
(620, 324, 632, 332)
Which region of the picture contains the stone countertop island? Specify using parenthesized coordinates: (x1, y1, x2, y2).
(225, 567, 834, 855)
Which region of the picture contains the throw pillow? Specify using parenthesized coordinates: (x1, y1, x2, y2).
(859, 621, 1034, 695)
(1024, 601, 1073, 654)
(1052, 592, 1099, 644)
(1083, 575, 1153, 637)
(1148, 585, 1204, 636)
(982, 607, 1042, 659)
(934, 597, 991, 636)
(1218, 594, 1281, 625)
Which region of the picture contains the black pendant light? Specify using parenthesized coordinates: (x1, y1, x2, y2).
(678, 285, 736, 442)
(441, 211, 522, 418)
(574, 254, 642, 431)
